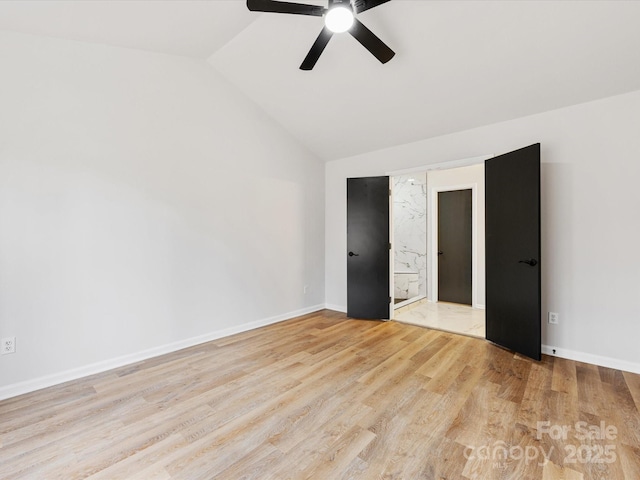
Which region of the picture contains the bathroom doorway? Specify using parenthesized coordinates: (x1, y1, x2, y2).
(392, 163, 486, 338)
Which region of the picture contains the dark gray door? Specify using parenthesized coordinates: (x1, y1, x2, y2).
(485, 144, 541, 360)
(347, 177, 390, 319)
(438, 189, 472, 305)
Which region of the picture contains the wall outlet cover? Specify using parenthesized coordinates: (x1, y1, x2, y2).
(1, 336, 16, 355)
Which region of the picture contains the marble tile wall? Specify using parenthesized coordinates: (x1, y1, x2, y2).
(393, 173, 427, 297)
(394, 272, 419, 300)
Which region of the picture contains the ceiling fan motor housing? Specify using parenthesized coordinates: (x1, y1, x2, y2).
(329, 0, 353, 11)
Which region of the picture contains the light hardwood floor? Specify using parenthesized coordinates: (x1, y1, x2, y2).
(1, 310, 639, 479)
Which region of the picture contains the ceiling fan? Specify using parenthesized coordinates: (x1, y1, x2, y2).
(247, 0, 395, 70)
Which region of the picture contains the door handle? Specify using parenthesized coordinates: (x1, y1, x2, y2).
(438, 251, 443, 256)
(518, 258, 538, 267)
(348, 251, 359, 257)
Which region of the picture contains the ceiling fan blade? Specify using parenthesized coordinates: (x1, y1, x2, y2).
(349, 18, 395, 64)
(247, 0, 325, 16)
(352, 0, 391, 14)
(300, 27, 334, 70)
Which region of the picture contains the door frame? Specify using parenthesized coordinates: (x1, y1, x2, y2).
(429, 183, 480, 309)
(387, 154, 493, 317)
(388, 177, 394, 319)
(386, 154, 493, 177)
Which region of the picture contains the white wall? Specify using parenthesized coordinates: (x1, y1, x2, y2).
(326, 90, 640, 372)
(0, 31, 325, 395)
(427, 164, 485, 308)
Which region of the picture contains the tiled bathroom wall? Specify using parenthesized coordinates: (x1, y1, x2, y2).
(393, 173, 427, 300)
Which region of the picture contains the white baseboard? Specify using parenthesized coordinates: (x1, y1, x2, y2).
(542, 344, 640, 375)
(0, 304, 325, 401)
(474, 304, 486, 310)
(324, 303, 347, 313)
(6, 306, 636, 401)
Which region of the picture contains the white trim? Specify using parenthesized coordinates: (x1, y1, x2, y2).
(429, 183, 479, 307)
(388, 176, 394, 321)
(542, 345, 640, 375)
(0, 304, 325, 401)
(385, 154, 493, 176)
(393, 295, 427, 310)
(474, 304, 486, 310)
(325, 303, 347, 313)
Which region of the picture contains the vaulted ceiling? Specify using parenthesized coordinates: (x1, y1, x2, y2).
(2, 0, 640, 161)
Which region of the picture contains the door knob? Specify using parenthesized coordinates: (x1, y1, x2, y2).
(518, 258, 538, 267)
(349, 251, 359, 257)
(438, 251, 443, 256)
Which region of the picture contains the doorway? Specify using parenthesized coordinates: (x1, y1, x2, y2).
(428, 165, 484, 310)
(348, 145, 540, 359)
(392, 173, 427, 308)
(393, 163, 486, 338)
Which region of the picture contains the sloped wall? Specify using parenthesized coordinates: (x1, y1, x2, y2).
(0, 30, 325, 394)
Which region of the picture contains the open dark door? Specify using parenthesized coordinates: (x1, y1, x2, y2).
(347, 176, 390, 319)
(438, 189, 473, 305)
(485, 144, 541, 360)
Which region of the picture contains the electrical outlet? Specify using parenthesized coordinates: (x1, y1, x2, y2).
(1, 336, 16, 355)
(548, 312, 559, 325)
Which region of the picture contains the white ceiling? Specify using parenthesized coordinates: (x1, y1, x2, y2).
(0, 0, 257, 58)
(2, 1, 640, 161)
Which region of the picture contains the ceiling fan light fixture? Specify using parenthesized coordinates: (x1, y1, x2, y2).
(246, 0, 395, 70)
(325, 6, 354, 33)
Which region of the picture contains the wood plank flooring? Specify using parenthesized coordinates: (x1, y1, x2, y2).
(1, 309, 639, 479)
